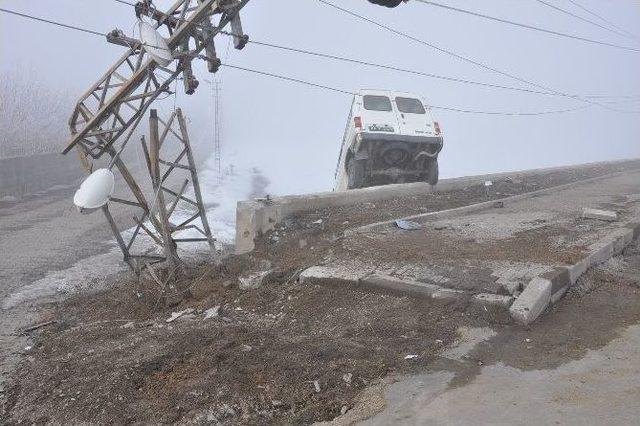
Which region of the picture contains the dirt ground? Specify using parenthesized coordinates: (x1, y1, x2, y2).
(3, 161, 640, 425)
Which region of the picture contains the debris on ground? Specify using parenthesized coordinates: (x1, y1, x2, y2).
(238, 269, 273, 290)
(582, 208, 618, 222)
(395, 219, 422, 230)
(203, 306, 220, 319)
(165, 308, 194, 323)
(6, 163, 640, 424)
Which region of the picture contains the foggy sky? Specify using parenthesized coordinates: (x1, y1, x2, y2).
(2, 0, 639, 194)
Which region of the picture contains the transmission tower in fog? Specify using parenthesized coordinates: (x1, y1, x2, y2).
(213, 80, 223, 184)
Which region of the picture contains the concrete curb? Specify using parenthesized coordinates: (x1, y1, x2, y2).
(300, 269, 517, 315)
(235, 160, 640, 254)
(350, 170, 634, 235)
(300, 221, 640, 326)
(509, 221, 640, 326)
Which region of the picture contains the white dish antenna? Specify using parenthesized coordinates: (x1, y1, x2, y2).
(73, 168, 115, 214)
(139, 21, 174, 67)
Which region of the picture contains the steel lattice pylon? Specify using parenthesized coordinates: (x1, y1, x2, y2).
(63, 0, 250, 280)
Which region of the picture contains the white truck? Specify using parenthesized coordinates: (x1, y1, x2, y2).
(334, 89, 443, 191)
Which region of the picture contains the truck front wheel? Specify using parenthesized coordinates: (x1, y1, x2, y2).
(347, 157, 366, 189)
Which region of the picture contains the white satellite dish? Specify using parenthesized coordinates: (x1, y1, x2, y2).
(73, 168, 115, 214)
(139, 21, 173, 67)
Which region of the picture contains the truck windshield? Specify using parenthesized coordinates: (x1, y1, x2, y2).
(363, 95, 392, 112)
(396, 97, 426, 114)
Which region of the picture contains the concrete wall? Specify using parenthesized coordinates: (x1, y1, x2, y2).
(0, 153, 85, 198)
(235, 159, 640, 254)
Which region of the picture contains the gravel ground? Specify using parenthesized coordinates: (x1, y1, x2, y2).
(2, 160, 640, 424)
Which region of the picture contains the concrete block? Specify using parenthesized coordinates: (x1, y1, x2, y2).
(582, 208, 617, 222)
(298, 265, 363, 287)
(360, 274, 441, 297)
(551, 285, 568, 304)
(509, 277, 552, 326)
(472, 293, 514, 309)
(542, 268, 570, 294)
(587, 240, 614, 266)
(567, 259, 589, 285)
(431, 288, 467, 301)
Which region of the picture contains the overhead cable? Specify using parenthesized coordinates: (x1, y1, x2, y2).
(411, 0, 640, 52)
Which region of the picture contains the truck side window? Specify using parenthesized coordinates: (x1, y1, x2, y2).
(363, 95, 393, 112)
(396, 97, 426, 114)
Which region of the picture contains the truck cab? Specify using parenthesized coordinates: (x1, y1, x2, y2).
(334, 89, 443, 191)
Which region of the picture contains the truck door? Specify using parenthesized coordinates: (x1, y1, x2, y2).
(394, 96, 433, 137)
(361, 95, 399, 135)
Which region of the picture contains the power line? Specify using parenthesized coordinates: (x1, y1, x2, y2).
(221, 63, 593, 116)
(412, 0, 639, 53)
(566, 0, 640, 41)
(221, 33, 561, 97)
(316, 0, 628, 112)
(533, 0, 636, 42)
(0, 7, 105, 37)
(109, 0, 640, 103)
(2, 5, 637, 113)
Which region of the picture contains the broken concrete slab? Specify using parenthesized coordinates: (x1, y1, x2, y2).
(509, 277, 552, 326)
(582, 208, 618, 222)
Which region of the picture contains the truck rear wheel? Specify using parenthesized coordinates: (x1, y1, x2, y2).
(427, 158, 439, 186)
(347, 157, 365, 189)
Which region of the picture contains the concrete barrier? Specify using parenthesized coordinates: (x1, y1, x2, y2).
(235, 159, 640, 254)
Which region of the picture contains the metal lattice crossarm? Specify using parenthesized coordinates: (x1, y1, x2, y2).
(63, 0, 250, 160)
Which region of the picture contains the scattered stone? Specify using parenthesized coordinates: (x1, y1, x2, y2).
(203, 306, 220, 319)
(341, 405, 349, 415)
(238, 270, 273, 290)
(271, 400, 283, 408)
(395, 219, 422, 230)
(299, 239, 307, 248)
(312, 219, 323, 225)
(493, 201, 504, 208)
(435, 339, 443, 344)
(313, 380, 321, 393)
(582, 208, 617, 222)
(222, 280, 232, 288)
(404, 354, 419, 360)
(120, 321, 135, 329)
(240, 344, 253, 352)
(166, 308, 194, 323)
(342, 373, 353, 384)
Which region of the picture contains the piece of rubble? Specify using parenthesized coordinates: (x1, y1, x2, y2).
(395, 219, 422, 230)
(238, 270, 273, 290)
(120, 321, 135, 329)
(166, 308, 194, 323)
(203, 306, 220, 319)
(582, 208, 617, 222)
